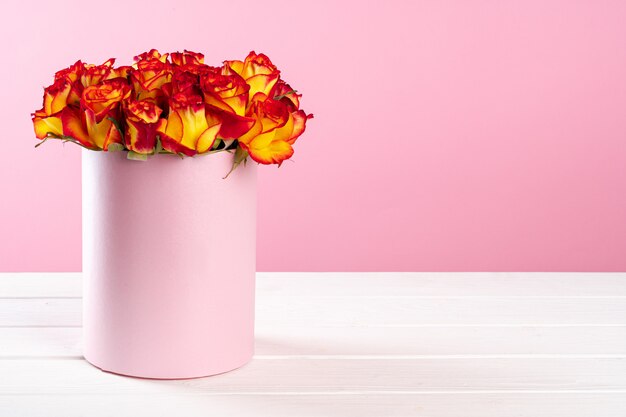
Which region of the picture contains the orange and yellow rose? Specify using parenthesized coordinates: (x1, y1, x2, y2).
(134, 49, 168, 63)
(224, 51, 280, 101)
(32, 49, 312, 172)
(130, 59, 172, 101)
(238, 94, 312, 165)
(156, 92, 222, 156)
(32, 78, 71, 140)
(171, 50, 204, 66)
(200, 68, 255, 139)
(124, 99, 162, 154)
(32, 60, 85, 142)
(61, 78, 131, 150)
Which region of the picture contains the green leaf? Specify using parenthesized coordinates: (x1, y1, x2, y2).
(35, 134, 100, 151)
(274, 90, 298, 101)
(222, 139, 236, 150)
(154, 136, 163, 154)
(211, 139, 223, 151)
(127, 150, 148, 161)
(107, 143, 125, 152)
(223, 146, 248, 179)
(34, 138, 49, 148)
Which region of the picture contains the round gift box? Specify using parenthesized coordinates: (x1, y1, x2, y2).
(81, 149, 257, 379)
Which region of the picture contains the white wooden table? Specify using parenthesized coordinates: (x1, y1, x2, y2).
(1, 272, 625, 416)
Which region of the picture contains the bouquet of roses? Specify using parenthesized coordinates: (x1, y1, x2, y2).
(31, 49, 313, 172)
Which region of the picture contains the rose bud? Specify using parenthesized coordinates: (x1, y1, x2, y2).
(41, 77, 73, 116)
(131, 59, 172, 101)
(224, 51, 281, 100)
(65, 79, 131, 150)
(134, 49, 169, 63)
(237, 94, 313, 165)
(81, 58, 116, 87)
(54, 60, 85, 106)
(200, 68, 249, 116)
(171, 50, 204, 66)
(156, 92, 222, 156)
(81, 79, 130, 122)
(54, 60, 83, 83)
(32, 77, 74, 140)
(124, 99, 163, 154)
(199, 69, 256, 139)
(169, 69, 201, 96)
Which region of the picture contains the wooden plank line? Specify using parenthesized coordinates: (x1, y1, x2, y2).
(3, 272, 626, 297)
(2, 326, 626, 357)
(2, 297, 625, 327)
(1, 358, 624, 394)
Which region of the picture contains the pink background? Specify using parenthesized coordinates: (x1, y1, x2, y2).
(1, 0, 625, 272)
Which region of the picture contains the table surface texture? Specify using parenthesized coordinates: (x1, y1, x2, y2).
(0, 272, 625, 416)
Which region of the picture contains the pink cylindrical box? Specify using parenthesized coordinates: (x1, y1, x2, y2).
(81, 149, 257, 379)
